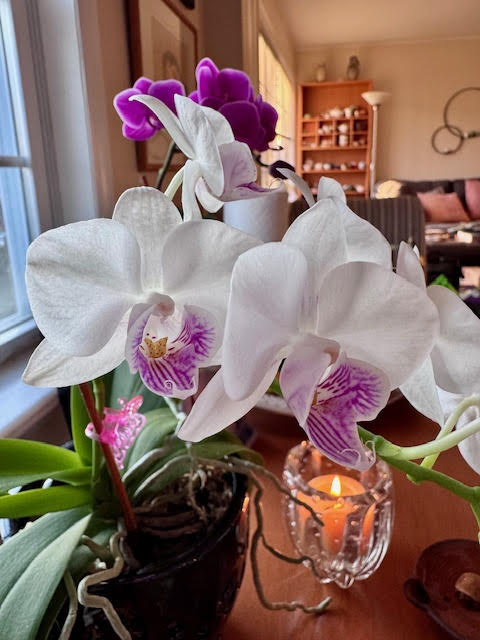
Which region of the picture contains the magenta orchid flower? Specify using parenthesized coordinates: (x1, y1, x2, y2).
(178, 199, 440, 470)
(85, 396, 146, 468)
(114, 77, 185, 141)
(23, 187, 260, 397)
(189, 58, 278, 152)
(131, 93, 274, 220)
(397, 242, 480, 425)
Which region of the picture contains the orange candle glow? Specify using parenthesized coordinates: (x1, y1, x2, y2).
(299, 474, 374, 554)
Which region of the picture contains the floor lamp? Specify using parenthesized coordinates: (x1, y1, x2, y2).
(361, 91, 391, 196)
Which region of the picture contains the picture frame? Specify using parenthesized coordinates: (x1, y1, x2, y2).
(128, 0, 198, 171)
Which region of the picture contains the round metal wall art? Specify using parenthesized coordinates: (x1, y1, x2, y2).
(431, 87, 480, 155)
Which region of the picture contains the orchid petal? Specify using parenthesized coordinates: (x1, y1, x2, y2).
(174, 95, 224, 195)
(22, 318, 128, 387)
(125, 304, 218, 399)
(219, 101, 261, 150)
(279, 168, 315, 208)
(336, 199, 392, 268)
(178, 365, 278, 442)
(219, 141, 257, 193)
(306, 355, 388, 470)
(148, 79, 185, 112)
(316, 176, 347, 203)
(195, 179, 224, 213)
(182, 161, 204, 221)
(282, 200, 347, 287)
(396, 241, 426, 290)
(428, 285, 480, 394)
(122, 121, 157, 141)
(133, 77, 152, 93)
(315, 261, 439, 388)
(201, 106, 234, 146)
(131, 95, 194, 157)
(161, 219, 260, 318)
(280, 335, 338, 425)
(218, 68, 252, 102)
(400, 358, 445, 426)
(26, 219, 142, 356)
(113, 88, 147, 127)
(113, 187, 182, 290)
(223, 243, 309, 400)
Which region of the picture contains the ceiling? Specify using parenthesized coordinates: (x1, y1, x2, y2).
(277, 0, 480, 49)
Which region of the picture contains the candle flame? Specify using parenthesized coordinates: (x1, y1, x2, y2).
(330, 475, 342, 497)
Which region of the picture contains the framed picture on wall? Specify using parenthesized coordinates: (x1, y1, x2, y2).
(128, 0, 198, 171)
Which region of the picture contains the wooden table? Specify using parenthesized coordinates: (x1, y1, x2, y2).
(224, 398, 479, 640)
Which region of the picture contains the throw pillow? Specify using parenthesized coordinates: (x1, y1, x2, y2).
(374, 179, 404, 199)
(465, 179, 480, 220)
(417, 191, 470, 223)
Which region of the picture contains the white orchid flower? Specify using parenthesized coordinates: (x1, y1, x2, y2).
(397, 242, 480, 425)
(178, 203, 440, 470)
(131, 94, 273, 220)
(23, 187, 260, 397)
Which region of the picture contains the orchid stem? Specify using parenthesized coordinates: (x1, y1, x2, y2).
(394, 417, 480, 460)
(358, 425, 480, 532)
(421, 395, 480, 470)
(79, 382, 137, 534)
(164, 166, 184, 200)
(155, 140, 178, 191)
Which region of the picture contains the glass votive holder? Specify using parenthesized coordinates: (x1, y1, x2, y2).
(283, 440, 394, 589)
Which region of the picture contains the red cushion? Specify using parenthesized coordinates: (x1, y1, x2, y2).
(417, 191, 470, 223)
(465, 179, 480, 220)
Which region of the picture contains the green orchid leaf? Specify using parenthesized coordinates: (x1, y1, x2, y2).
(267, 377, 283, 397)
(123, 407, 178, 472)
(108, 360, 167, 414)
(0, 466, 91, 494)
(37, 522, 116, 640)
(0, 439, 87, 493)
(133, 430, 263, 500)
(431, 273, 458, 293)
(0, 485, 91, 518)
(192, 431, 264, 466)
(70, 384, 93, 465)
(0, 510, 91, 640)
(0, 507, 90, 604)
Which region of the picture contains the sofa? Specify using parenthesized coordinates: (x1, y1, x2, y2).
(375, 178, 480, 284)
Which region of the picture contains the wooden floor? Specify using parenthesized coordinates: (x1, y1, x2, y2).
(224, 399, 479, 640)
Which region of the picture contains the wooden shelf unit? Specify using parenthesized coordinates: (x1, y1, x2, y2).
(296, 80, 373, 198)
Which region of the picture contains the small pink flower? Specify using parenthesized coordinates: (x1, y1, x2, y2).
(85, 396, 146, 469)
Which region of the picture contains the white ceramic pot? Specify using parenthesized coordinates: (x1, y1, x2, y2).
(222, 186, 289, 242)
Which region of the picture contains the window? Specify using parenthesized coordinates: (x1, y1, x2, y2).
(0, 0, 39, 345)
(258, 33, 295, 192)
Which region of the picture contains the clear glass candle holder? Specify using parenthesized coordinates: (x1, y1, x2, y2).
(283, 440, 394, 589)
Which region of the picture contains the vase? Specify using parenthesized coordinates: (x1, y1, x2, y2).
(222, 186, 289, 242)
(66, 474, 249, 640)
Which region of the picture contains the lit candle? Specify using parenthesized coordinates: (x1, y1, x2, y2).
(299, 474, 374, 554)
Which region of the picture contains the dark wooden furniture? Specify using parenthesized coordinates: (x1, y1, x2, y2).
(224, 399, 479, 640)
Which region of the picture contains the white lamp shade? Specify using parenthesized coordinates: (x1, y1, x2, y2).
(362, 91, 391, 107)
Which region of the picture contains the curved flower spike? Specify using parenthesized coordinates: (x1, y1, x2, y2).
(397, 242, 480, 425)
(131, 94, 272, 220)
(23, 187, 260, 395)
